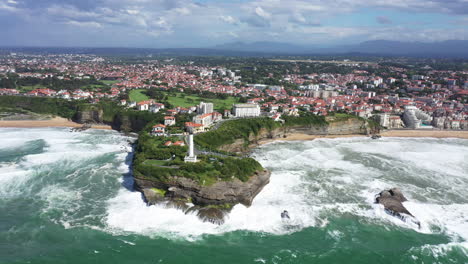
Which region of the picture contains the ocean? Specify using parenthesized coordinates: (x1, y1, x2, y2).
(0, 128, 467, 264)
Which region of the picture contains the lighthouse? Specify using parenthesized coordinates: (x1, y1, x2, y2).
(184, 133, 198, 163)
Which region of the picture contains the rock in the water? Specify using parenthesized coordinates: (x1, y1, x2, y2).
(164, 199, 191, 212)
(375, 188, 412, 216)
(196, 207, 227, 225)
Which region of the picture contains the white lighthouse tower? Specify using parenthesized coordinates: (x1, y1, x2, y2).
(184, 133, 198, 163)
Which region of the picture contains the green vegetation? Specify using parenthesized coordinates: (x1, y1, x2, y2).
(166, 92, 238, 111)
(134, 154, 263, 185)
(0, 95, 79, 119)
(129, 89, 150, 102)
(283, 112, 328, 127)
(0, 95, 164, 132)
(17, 84, 48, 92)
(133, 132, 263, 185)
(195, 114, 328, 151)
(151, 188, 167, 196)
(0, 74, 105, 91)
(133, 88, 239, 111)
(196, 118, 280, 150)
(101, 80, 120, 85)
(145, 159, 168, 166)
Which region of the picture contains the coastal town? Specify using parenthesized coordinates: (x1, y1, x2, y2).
(0, 52, 467, 132)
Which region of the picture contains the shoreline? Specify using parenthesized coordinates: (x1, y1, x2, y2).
(258, 130, 468, 145)
(0, 117, 112, 130)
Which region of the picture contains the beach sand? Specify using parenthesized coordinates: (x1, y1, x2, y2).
(259, 130, 468, 145)
(380, 130, 468, 139)
(0, 117, 112, 130)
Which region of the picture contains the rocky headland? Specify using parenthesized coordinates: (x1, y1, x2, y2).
(133, 169, 271, 224)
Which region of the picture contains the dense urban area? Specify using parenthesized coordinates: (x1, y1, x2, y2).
(0, 52, 467, 132)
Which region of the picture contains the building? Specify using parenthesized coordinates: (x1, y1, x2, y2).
(137, 100, 152, 111)
(150, 103, 165, 113)
(402, 106, 432, 129)
(232, 103, 261, 118)
(193, 112, 222, 128)
(197, 102, 213, 115)
(377, 113, 390, 128)
(185, 122, 205, 133)
(184, 133, 198, 163)
(151, 124, 166, 136)
(389, 116, 404, 129)
(164, 116, 176, 126)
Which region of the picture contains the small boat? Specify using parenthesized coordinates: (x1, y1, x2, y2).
(371, 135, 382, 139)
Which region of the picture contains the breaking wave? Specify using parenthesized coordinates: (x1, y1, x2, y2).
(0, 127, 467, 255)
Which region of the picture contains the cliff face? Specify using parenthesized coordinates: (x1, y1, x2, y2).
(133, 169, 271, 207)
(74, 110, 104, 124)
(219, 117, 372, 153)
(133, 169, 271, 224)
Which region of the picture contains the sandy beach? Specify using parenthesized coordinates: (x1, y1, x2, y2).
(259, 130, 468, 145)
(0, 117, 112, 130)
(380, 130, 468, 139)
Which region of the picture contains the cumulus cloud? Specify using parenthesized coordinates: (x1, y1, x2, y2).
(1, 0, 467, 47)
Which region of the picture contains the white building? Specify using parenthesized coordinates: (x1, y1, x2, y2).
(151, 124, 166, 136)
(402, 106, 432, 129)
(197, 102, 213, 115)
(232, 104, 261, 118)
(377, 113, 390, 128)
(164, 116, 176, 126)
(193, 112, 222, 128)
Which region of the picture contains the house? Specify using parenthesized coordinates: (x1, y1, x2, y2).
(271, 113, 282, 122)
(137, 100, 152, 111)
(151, 124, 166, 136)
(173, 141, 185, 146)
(164, 116, 176, 126)
(150, 103, 165, 113)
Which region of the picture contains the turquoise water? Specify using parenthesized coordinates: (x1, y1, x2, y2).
(0, 128, 467, 264)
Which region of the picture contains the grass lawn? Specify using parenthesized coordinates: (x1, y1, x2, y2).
(167, 93, 239, 111)
(129, 89, 150, 102)
(83, 84, 107, 89)
(144, 159, 168, 166)
(101, 80, 120, 85)
(18, 85, 47, 92)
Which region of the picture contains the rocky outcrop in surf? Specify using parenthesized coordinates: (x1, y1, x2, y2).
(375, 188, 413, 216)
(375, 188, 421, 228)
(133, 169, 271, 224)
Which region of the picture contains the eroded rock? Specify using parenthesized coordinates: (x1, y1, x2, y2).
(375, 188, 412, 216)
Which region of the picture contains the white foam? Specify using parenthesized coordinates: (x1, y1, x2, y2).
(105, 170, 316, 239)
(105, 137, 468, 242)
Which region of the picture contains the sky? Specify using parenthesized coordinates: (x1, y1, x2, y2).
(0, 0, 467, 48)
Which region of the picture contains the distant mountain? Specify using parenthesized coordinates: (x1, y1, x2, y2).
(348, 40, 468, 57)
(213, 41, 313, 54)
(213, 40, 468, 57)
